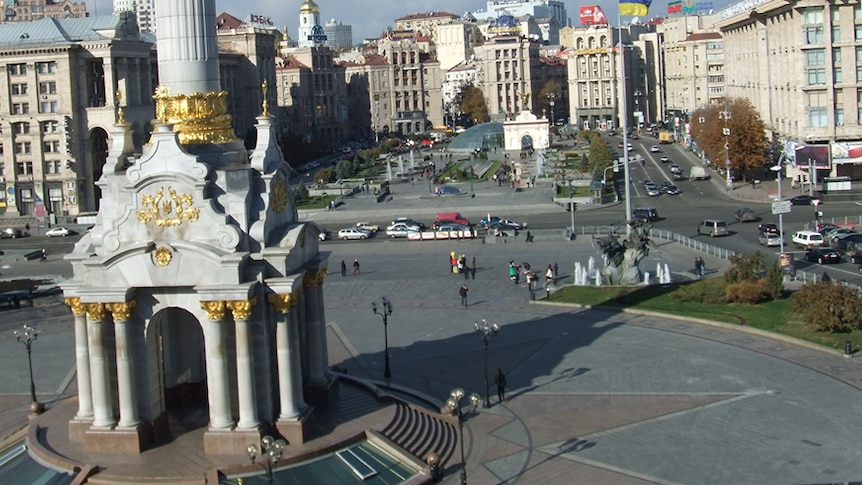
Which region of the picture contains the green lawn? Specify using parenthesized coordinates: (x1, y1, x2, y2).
(551, 278, 861, 352)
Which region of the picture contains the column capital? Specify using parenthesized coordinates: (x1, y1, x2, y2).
(65, 297, 86, 315)
(200, 300, 227, 320)
(303, 267, 328, 289)
(227, 298, 257, 320)
(267, 293, 296, 313)
(85, 303, 106, 321)
(106, 300, 137, 321)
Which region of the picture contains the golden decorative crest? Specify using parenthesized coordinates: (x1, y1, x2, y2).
(227, 298, 257, 320)
(85, 303, 106, 321)
(64, 297, 86, 315)
(137, 186, 200, 227)
(152, 85, 239, 144)
(201, 300, 227, 320)
(106, 301, 137, 321)
(303, 268, 328, 289)
(154, 246, 173, 266)
(267, 293, 295, 313)
(270, 175, 289, 213)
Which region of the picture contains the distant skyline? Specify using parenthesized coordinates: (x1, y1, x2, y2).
(87, 0, 735, 43)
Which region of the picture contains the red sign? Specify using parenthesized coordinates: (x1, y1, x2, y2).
(579, 5, 609, 26)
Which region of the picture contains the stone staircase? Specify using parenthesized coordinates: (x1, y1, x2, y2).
(381, 402, 458, 466)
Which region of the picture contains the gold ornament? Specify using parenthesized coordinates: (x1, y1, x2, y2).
(227, 298, 257, 320)
(85, 303, 106, 321)
(116, 90, 125, 124)
(106, 301, 137, 321)
(261, 81, 269, 117)
(267, 293, 295, 313)
(64, 297, 86, 315)
(303, 268, 328, 289)
(154, 246, 173, 266)
(152, 85, 239, 145)
(201, 301, 227, 320)
(137, 186, 200, 227)
(270, 175, 288, 213)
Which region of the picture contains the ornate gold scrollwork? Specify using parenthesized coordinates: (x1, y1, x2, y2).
(105, 301, 137, 321)
(227, 298, 257, 320)
(137, 185, 200, 227)
(303, 268, 328, 289)
(64, 297, 86, 315)
(201, 301, 227, 320)
(270, 175, 288, 213)
(152, 85, 239, 145)
(267, 293, 295, 313)
(85, 303, 106, 321)
(154, 246, 173, 266)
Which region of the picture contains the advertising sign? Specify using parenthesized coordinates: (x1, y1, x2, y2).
(248, 14, 274, 28)
(779, 252, 796, 276)
(487, 15, 522, 35)
(388, 29, 415, 41)
(579, 5, 609, 26)
(794, 144, 831, 170)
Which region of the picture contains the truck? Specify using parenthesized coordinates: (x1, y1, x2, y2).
(658, 131, 673, 144)
(690, 166, 710, 181)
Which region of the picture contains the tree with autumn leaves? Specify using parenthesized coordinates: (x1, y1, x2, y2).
(458, 84, 489, 126)
(689, 98, 769, 181)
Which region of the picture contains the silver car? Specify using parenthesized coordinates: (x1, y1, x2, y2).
(758, 233, 783, 247)
(337, 227, 372, 240)
(385, 223, 420, 238)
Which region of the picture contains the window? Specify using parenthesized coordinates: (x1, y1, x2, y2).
(857, 24, 862, 41)
(36, 61, 56, 74)
(11, 122, 30, 135)
(832, 9, 841, 41)
(43, 140, 60, 153)
(11, 83, 27, 95)
(808, 90, 828, 127)
(8, 63, 26, 76)
(835, 67, 843, 83)
(806, 25, 825, 44)
(39, 81, 56, 95)
(15, 162, 33, 175)
(41, 120, 58, 133)
(835, 107, 845, 124)
(39, 101, 58, 113)
(14, 142, 31, 154)
(12, 103, 29, 115)
(45, 160, 61, 174)
(806, 49, 827, 85)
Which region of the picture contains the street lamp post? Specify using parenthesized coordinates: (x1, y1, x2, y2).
(474, 319, 500, 408)
(547, 92, 556, 127)
(247, 435, 287, 484)
(14, 324, 43, 414)
(771, 164, 786, 254)
(372, 297, 393, 379)
(445, 388, 481, 485)
(719, 107, 732, 191)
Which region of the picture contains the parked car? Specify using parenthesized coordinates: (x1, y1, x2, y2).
(822, 227, 856, 241)
(391, 217, 426, 230)
(792, 230, 824, 249)
(338, 227, 372, 240)
(1, 228, 26, 239)
(758, 233, 783, 247)
(355, 222, 379, 233)
(660, 182, 680, 195)
(697, 219, 729, 237)
(45, 226, 72, 237)
(385, 223, 419, 238)
(660, 155, 670, 163)
(498, 218, 527, 230)
(850, 251, 862, 264)
(650, 145, 660, 153)
(805, 247, 842, 264)
(436, 223, 471, 233)
(735, 208, 758, 222)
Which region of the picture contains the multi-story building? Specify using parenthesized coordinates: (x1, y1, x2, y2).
(0, 12, 155, 219)
(436, 21, 483, 72)
(297, 0, 321, 49)
(393, 11, 459, 44)
(443, 59, 481, 125)
(1, 0, 87, 23)
(324, 19, 352, 51)
(715, 0, 862, 179)
(377, 33, 443, 134)
(472, 0, 568, 44)
(566, 25, 625, 130)
(474, 34, 542, 119)
(631, 31, 665, 128)
(342, 53, 390, 140)
(113, 0, 154, 33)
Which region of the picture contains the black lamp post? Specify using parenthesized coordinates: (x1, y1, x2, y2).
(446, 388, 481, 485)
(14, 324, 43, 414)
(474, 319, 500, 408)
(247, 435, 287, 484)
(372, 296, 393, 378)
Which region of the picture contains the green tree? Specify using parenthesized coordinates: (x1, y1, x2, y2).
(538, 79, 563, 120)
(314, 167, 336, 184)
(460, 85, 488, 125)
(690, 97, 768, 180)
(292, 183, 309, 203)
(725, 252, 765, 284)
(764, 261, 785, 300)
(790, 281, 862, 333)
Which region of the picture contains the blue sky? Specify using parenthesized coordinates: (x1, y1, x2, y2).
(88, 0, 733, 44)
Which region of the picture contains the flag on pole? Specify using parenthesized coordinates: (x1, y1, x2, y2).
(620, 0, 652, 16)
(668, 0, 682, 14)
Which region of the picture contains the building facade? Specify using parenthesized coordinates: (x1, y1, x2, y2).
(377, 34, 443, 134)
(472, 0, 568, 43)
(324, 19, 352, 51)
(393, 11, 459, 44)
(113, 0, 154, 32)
(566, 25, 625, 130)
(297, 0, 321, 49)
(475, 34, 542, 119)
(1, 0, 87, 23)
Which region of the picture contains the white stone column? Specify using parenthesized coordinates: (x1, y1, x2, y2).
(201, 301, 233, 429)
(85, 303, 115, 428)
(304, 270, 328, 386)
(288, 298, 308, 413)
(106, 302, 139, 428)
(65, 298, 92, 421)
(228, 299, 259, 429)
(267, 293, 301, 419)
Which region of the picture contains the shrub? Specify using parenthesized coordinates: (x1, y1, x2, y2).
(314, 168, 336, 184)
(725, 252, 764, 285)
(292, 184, 309, 203)
(672, 280, 727, 304)
(764, 261, 784, 299)
(726, 279, 770, 304)
(790, 281, 862, 333)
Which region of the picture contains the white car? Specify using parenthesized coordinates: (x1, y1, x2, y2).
(355, 222, 379, 233)
(338, 227, 372, 240)
(385, 223, 420, 238)
(650, 145, 660, 153)
(644, 183, 661, 197)
(758, 233, 783, 247)
(45, 226, 71, 237)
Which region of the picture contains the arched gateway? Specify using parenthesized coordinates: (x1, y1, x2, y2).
(60, 0, 334, 456)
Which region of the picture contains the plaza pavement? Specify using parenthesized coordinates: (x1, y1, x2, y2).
(2, 172, 862, 484)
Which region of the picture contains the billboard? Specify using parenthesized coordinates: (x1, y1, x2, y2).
(579, 5, 609, 26)
(794, 144, 831, 170)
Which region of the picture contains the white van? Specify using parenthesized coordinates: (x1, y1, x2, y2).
(792, 231, 824, 249)
(697, 219, 729, 237)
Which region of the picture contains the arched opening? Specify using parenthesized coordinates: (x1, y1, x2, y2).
(89, 127, 109, 211)
(147, 307, 209, 433)
(520, 134, 533, 150)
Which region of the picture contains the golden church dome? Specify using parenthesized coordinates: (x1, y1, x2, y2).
(299, 0, 320, 13)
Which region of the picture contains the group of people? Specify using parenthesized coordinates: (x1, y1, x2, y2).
(340, 258, 360, 276)
(694, 257, 706, 279)
(451, 252, 476, 279)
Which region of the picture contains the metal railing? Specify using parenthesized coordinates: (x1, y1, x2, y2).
(569, 226, 737, 260)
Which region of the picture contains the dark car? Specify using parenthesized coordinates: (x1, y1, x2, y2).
(851, 251, 862, 264)
(735, 208, 758, 222)
(672, 172, 687, 180)
(632, 207, 659, 222)
(805, 247, 842, 264)
(660, 182, 680, 195)
(790, 194, 820, 205)
(831, 234, 862, 252)
(758, 223, 782, 235)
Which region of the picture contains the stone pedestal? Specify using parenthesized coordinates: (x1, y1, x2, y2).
(275, 406, 314, 445)
(84, 423, 152, 454)
(68, 419, 92, 443)
(203, 427, 261, 456)
(304, 376, 339, 408)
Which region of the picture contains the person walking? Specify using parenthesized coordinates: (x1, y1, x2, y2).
(698, 257, 706, 278)
(509, 262, 517, 284)
(495, 368, 507, 402)
(353, 258, 360, 275)
(459, 284, 469, 307)
(341, 260, 347, 277)
(545, 264, 554, 285)
(471, 257, 477, 280)
(40, 248, 47, 262)
(553, 262, 559, 282)
(524, 230, 533, 244)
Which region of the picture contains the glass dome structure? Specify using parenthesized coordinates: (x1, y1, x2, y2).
(447, 122, 504, 152)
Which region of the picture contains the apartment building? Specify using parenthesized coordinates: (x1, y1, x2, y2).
(393, 11, 459, 44)
(324, 19, 352, 51)
(475, 34, 542, 118)
(377, 34, 443, 135)
(566, 25, 625, 131)
(1, 0, 87, 23)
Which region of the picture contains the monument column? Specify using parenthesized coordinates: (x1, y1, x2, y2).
(288, 290, 309, 413)
(65, 297, 93, 421)
(228, 299, 259, 429)
(106, 301, 139, 428)
(304, 269, 328, 385)
(267, 293, 300, 419)
(85, 303, 116, 428)
(200, 301, 233, 429)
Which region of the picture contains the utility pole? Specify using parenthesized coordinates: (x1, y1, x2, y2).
(719, 106, 732, 192)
